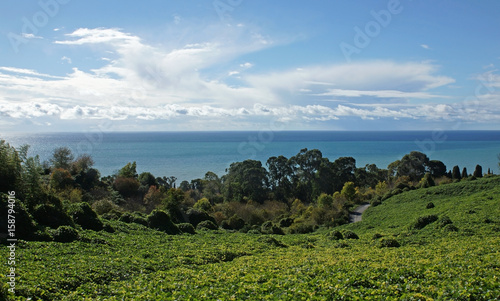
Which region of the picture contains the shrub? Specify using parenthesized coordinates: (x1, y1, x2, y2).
(67, 203, 104, 231)
(260, 221, 284, 235)
(33, 204, 73, 228)
(326, 230, 344, 240)
(0, 193, 37, 239)
(119, 212, 148, 226)
(437, 215, 453, 228)
(371, 199, 382, 207)
(411, 214, 438, 230)
(193, 198, 212, 211)
(379, 238, 400, 248)
(52, 226, 79, 242)
(147, 210, 180, 235)
(247, 229, 261, 235)
(278, 217, 294, 228)
(426, 202, 435, 209)
(92, 199, 119, 215)
(177, 223, 196, 234)
(288, 222, 315, 234)
(113, 177, 140, 197)
(102, 222, 115, 233)
(221, 215, 246, 230)
(186, 208, 216, 227)
(372, 233, 383, 240)
(196, 220, 218, 231)
(342, 230, 359, 239)
(101, 209, 123, 220)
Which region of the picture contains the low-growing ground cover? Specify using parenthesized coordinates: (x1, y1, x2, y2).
(2, 176, 499, 300)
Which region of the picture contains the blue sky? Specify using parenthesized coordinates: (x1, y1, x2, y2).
(1, 0, 499, 132)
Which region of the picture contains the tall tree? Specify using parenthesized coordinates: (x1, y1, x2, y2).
(473, 165, 483, 178)
(396, 151, 430, 181)
(266, 155, 293, 201)
(452, 165, 461, 180)
(461, 167, 468, 179)
(222, 160, 269, 203)
(428, 160, 447, 178)
(50, 147, 74, 170)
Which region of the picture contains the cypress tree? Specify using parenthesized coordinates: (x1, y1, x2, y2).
(461, 167, 468, 179)
(452, 165, 461, 180)
(473, 165, 483, 178)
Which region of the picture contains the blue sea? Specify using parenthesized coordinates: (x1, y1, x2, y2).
(3, 131, 500, 183)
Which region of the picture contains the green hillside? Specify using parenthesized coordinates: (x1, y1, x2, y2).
(2, 176, 499, 300)
(343, 175, 500, 242)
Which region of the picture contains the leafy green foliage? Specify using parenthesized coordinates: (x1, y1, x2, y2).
(32, 204, 74, 228)
(67, 202, 103, 231)
(52, 226, 79, 242)
(196, 220, 218, 231)
(411, 214, 438, 230)
(146, 210, 180, 235)
(177, 223, 196, 234)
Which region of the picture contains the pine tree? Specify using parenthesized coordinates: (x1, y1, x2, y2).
(452, 165, 461, 180)
(473, 165, 483, 178)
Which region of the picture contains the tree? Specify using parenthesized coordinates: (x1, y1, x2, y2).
(428, 160, 447, 178)
(138, 172, 157, 187)
(396, 151, 429, 181)
(452, 165, 461, 180)
(222, 160, 269, 203)
(70, 154, 94, 175)
(332, 157, 356, 192)
(50, 147, 74, 170)
(461, 167, 468, 179)
(341, 182, 356, 202)
(473, 165, 483, 178)
(266, 155, 293, 201)
(118, 162, 138, 178)
(0, 140, 22, 194)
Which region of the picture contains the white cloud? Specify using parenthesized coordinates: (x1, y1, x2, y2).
(22, 33, 43, 39)
(421, 44, 430, 50)
(61, 56, 72, 64)
(1, 27, 497, 131)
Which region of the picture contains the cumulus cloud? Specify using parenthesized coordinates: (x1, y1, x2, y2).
(1, 27, 497, 131)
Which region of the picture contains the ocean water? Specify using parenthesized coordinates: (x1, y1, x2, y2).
(2, 131, 500, 183)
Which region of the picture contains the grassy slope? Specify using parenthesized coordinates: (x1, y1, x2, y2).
(1, 176, 499, 300)
(342, 175, 500, 241)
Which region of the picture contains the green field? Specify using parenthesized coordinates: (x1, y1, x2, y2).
(2, 176, 500, 300)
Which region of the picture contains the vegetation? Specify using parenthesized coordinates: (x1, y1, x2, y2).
(0, 137, 499, 299)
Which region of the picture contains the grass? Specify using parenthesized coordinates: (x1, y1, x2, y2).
(1, 176, 500, 300)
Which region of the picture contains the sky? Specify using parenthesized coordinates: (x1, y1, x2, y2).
(0, 0, 500, 132)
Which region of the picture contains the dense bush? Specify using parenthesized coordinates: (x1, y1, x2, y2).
(379, 238, 400, 248)
(437, 215, 453, 228)
(52, 226, 79, 242)
(0, 193, 38, 239)
(221, 215, 246, 230)
(32, 204, 73, 228)
(326, 230, 343, 240)
(186, 208, 216, 227)
(426, 202, 435, 209)
(119, 212, 148, 226)
(147, 210, 180, 235)
(260, 221, 284, 235)
(177, 223, 196, 234)
(196, 220, 219, 231)
(288, 222, 315, 234)
(411, 214, 438, 230)
(342, 230, 359, 239)
(67, 202, 104, 231)
(278, 217, 294, 228)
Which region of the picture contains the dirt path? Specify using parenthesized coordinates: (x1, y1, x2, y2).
(349, 203, 371, 223)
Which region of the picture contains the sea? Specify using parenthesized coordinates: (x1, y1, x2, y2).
(2, 131, 500, 183)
